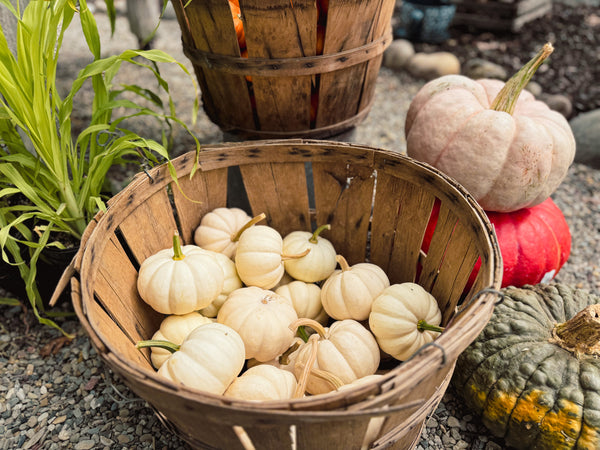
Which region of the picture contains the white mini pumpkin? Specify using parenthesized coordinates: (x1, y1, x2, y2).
(224, 364, 298, 401)
(149, 312, 213, 369)
(320, 255, 390, 321)
(291, 318, 380, 395)
(369, 283, 443, 361)
(193, 207, 253, 258)
(148, 322, 245, 395)
(275, 280, 329, 325)
(282, 225, 337, 282)
(235, 225, 286, 289)
(217, 286, 298, 362)
(137, 232, 225, 315)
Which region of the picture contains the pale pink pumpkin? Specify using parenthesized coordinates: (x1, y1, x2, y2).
(405, 44, 575, 213)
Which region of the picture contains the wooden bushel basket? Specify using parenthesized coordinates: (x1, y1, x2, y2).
(169, 0, 395, 139)
(68, 140, 502, 449)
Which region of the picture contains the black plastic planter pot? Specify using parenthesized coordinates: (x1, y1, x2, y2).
(0, 245, 79, 305)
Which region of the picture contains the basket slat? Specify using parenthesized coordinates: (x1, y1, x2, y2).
(295, 418, 372, 449)
(370, 174, 436, 284)
(156, 408, 250, 449)
(118, 188, 178, 264)
(312, 161, 374, 264)
(178, 0, 255, 131)
(240, 161, 311, 236)
(85, 285, 153, 370)
(419, 202, 458, 293)
(316, 0, 381, 127)
(374, 367, 452, 447)
(172, 167, 229, 245)
(243, 0, 316, 132)
(357, 0, 396, 113)
(432, 220, 481, 324)
(243, 424, 294, 449)
(94, 236, 163, 345)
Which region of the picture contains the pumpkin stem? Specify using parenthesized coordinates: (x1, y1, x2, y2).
(309, 224, 331, 244)
(289, 318, 327, 339)
(417, 319, 444, 334)
(490, 42, 554, 115)
(136, 339, 180, 353)
(309, 367, 345, 390)
(172, 231, 185, 261)
(297, 326, 310, 343)
(232, 213, 266, 242)
(336, 254, 351, 272)
(281, 248, 311, 260)
(279, 340, 301, 365)
(294, 334, 319, 398)
(551, 304, 600, 357)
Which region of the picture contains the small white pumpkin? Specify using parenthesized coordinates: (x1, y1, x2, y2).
(275, 280, 329, 325)
(217, 286, 298, 362)
(138, 322, 245, 395)
(290, 318, 380, 395)
(137, 232, 225, 315)
(235, 225, 308, 289)
(224, 364, 298, 401)
(282, 224, 337, 282)
(149, 312, 213, 369)
(320, 255, 390, 321)
(337, 374, 384, 391)
(193, 207, 254, 258)
(369, 283, 443, 361)
(200, 252, 243, 318)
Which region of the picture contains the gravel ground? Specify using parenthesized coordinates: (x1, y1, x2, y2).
(413, 1, 600, 117)
(1, 2, 599, 450)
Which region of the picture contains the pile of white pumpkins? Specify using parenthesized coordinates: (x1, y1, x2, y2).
(135, 207, 444, 401)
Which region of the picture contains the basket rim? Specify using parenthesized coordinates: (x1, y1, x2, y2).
(182, 31, 392, 77)
(72, 139, 503, 416)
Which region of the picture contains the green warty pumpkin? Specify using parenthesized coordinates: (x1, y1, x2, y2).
(454, 283, 600, 450)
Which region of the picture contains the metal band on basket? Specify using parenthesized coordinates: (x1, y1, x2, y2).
(182, 31, 393, 77)
(405, 341, 447, 367)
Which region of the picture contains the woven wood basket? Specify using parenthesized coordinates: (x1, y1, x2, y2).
(67, 140, 502, 449)
(169, 0, 395, 139)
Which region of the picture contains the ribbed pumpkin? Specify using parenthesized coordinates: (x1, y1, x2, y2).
(217, 286, 298, 362)
(224, 364, 298, 401)
(148, 312, 213, 369)
(275, 280, 329, 325)
(454, 283, 600, 450)
(320, 255, 390, 321)
(290, 318, 380, 395)
(136, 232, 224, 315)
(193, 207, 252, 259)
(405, 44, 576, 212)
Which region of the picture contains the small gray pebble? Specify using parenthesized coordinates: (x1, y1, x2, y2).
(463, 58, 508, 80)
(384, 39, 415, 70)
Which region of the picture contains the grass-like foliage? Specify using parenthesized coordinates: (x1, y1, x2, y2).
(0, 0, 199, 335)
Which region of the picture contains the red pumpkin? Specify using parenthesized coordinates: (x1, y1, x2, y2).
(486, 197, 571, 287)
(421, 198, 570, 289)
